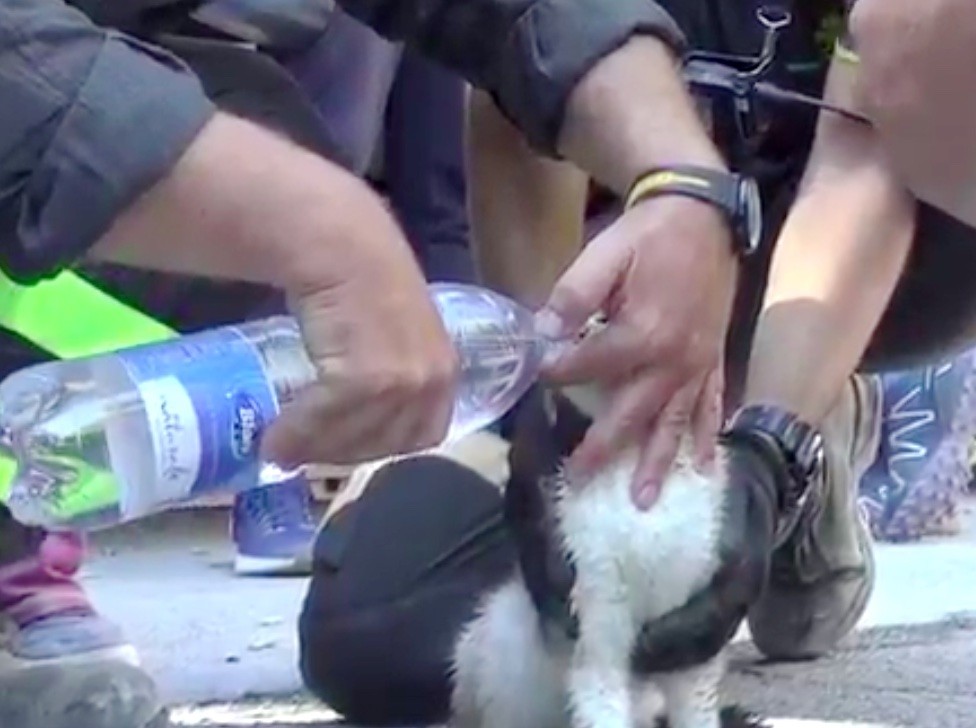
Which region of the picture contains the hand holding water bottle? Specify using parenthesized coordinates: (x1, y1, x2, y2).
(259, 186, 460, 470)
(103, 114, 461, 470)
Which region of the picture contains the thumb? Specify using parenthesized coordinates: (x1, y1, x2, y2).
(536, 239, 630, 339)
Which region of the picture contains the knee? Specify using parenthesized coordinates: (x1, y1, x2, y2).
(297, 586, 453, 726)
(297, 602, 351, 715)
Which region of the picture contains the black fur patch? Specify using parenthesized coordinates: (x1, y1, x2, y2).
(503, 384, 593, 639)
(653, 704, 770, 728)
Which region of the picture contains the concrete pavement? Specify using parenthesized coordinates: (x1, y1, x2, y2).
(81, 498, 976, 727)
(166, 615, 976, 728)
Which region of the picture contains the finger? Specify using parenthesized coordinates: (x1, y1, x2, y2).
(691, 366, 724, 474)
(261, 392, 369, 468)
(566, 367, 681, 481)
(535, 234, 632, 340)
(541, 314, 656, 385)
(262, 389, 409, 467)
(631, 384, 699, 510)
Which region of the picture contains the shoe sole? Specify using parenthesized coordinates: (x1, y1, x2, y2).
(233, 553, 312, 577)
(0, 642, 140, 676)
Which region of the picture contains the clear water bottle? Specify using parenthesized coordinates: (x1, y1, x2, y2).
(0, 283, 550, 531)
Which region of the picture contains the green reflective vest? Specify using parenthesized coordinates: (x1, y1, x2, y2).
(0, 269, 176, 509)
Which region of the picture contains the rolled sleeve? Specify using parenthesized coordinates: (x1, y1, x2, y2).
(337, 0, 685, 155)
(491, 0, 686, 154)
(0, 1, 216, 284)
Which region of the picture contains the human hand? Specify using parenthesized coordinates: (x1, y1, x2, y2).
(536, 195, 738, 508)
(261, 179, 459, 468)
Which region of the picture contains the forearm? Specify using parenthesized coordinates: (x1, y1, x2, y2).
(744, 63, 915, 422)
(557, 36, 725, 194)
(467, 90, 589, 308)
(92, 113, 403, 294)
(849, 0, 976, 227)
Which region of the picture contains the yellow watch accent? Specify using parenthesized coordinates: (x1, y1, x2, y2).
(625, 170, 714, 211)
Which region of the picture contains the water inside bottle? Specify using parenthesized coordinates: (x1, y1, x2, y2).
(430, 283, 550, 443)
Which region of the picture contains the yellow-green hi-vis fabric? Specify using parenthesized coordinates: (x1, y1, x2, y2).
(0, 269, 176, 359)
(0, 268, 176, 512)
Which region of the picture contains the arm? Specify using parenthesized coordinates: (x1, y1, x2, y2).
(0, 1, 414, 293)
(1, 1, 456, 467)
(849, 0, 976, 227)
(742, 55, 916, 422)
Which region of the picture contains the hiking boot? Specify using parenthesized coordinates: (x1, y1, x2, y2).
(858, 349, 976, 542)
(0, 660, 167, 728)
(748, 374, 882, 660)
(232, 474, 317, 576)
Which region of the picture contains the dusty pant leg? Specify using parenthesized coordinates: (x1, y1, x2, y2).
(748, 375, 882, 659)
(282, 7, 402, 176)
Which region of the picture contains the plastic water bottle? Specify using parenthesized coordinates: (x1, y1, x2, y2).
(0, 283, 550, 531)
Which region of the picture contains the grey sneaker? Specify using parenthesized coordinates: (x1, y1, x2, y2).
(0, 611, 139, 673)
(748, 374, 882, 660)
(0, 661, 167, 728)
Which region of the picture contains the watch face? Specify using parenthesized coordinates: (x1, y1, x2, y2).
(739, 177, 763, 254)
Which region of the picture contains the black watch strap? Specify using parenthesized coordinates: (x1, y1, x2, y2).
(624, 165, 760, 256)
(625, 166, 740, 214)
(723, 403, 825, 544)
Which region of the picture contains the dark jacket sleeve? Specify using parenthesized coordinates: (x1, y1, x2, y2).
(334, 0, 687, 155)
(0, 0, 216, 284)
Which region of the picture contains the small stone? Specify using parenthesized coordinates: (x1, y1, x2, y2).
(248, 637, 277, 652)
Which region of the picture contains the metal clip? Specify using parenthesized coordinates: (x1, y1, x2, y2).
(681, 5, 870, 147)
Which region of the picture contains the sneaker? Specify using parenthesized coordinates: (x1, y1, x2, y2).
(232, 475, 317, 576)
(0, 609, 139, 674)
(858, 349, 976, 542)
(0, 660, 166, 728)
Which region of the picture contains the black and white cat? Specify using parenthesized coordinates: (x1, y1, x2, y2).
(449, 382, 766, 728)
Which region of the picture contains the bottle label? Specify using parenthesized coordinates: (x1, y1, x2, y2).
(116, 327, 278, 504)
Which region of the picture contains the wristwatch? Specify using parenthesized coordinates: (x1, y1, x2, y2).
(625, 165, 763, 257)
(724, 403, 825, 545)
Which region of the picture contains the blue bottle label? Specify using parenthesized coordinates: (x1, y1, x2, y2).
(116, 326, 278, 503)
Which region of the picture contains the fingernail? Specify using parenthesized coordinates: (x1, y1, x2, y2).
(534, 308, 566, 339)
(634, 482, 660, 510)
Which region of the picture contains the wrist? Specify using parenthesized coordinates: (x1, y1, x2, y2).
(625, 166, 762, 257)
